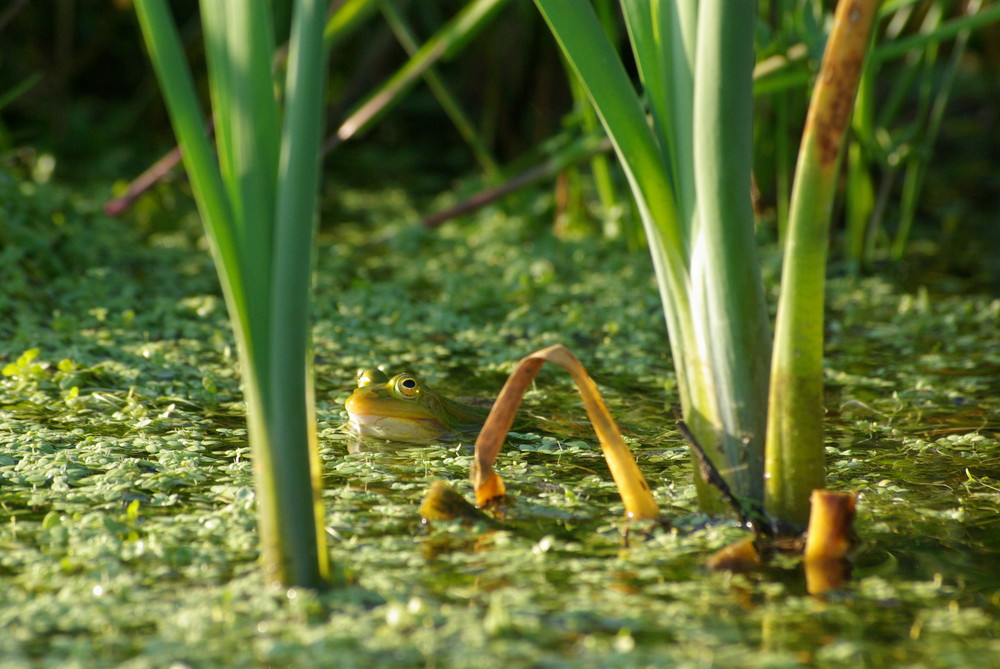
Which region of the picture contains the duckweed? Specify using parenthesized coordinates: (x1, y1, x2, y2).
(1, 179, 999, 666)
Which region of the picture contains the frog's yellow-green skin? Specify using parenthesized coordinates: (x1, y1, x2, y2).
(345, 368, 488, 443)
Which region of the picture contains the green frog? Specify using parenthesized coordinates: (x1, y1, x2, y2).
(345, 368, 489, 443)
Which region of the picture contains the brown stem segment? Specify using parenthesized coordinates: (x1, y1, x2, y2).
(804, 489, 857, 594)
(104, 145, 184, 216)
(804, 489, 857, 562)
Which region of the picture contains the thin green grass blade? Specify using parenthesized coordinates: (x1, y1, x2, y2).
(619, 0, 671, 164)
(874, 4, 1000, 63)
(333, 0, 508, 145)
(567, 73, 620, 233)
(586, 2, 624, 235)
(379, 0, 500, 178)
(875, 1, 940, 132)
(892, 0, 978, 261)
(663, 0, 697, 240)
(324, 0, 380, 51)
(844, 58, 876, 272)
(200, 2, 237, 217)
(0, 73, 41, 111)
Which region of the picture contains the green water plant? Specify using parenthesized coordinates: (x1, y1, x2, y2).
(533, 0, 877, 527)
(374, 0, 501, 178)
(133, 0, 329, 586)
(532, 0, 770, 512)
(844, 0, 998, 269)
(766, 0, 878, 524)
(108, 0, 506, 215)
(325, 0, 507, 151)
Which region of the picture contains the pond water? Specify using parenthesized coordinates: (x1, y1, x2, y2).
(1, 184, 998, 667)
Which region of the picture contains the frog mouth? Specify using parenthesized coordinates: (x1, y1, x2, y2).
(346, 412, 445, 443)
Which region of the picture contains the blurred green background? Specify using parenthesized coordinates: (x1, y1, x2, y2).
(1, 0, 998, 289)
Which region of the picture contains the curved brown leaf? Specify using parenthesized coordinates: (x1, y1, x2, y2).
(471, 344, 659, 520)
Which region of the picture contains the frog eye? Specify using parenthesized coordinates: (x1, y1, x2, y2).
(394, 374, 420, 398)
(357, 368, 388, 388)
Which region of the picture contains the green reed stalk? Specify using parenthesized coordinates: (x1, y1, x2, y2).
(134, 0, 329, 587)
(535, 0, 770, 507)
(691, 2, 772, 503)
(765, 0, 878, 526)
